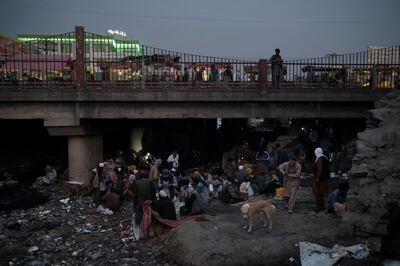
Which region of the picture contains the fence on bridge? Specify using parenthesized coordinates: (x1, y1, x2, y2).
(1, 26, 399, 90)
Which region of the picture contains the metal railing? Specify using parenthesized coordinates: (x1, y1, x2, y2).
(83, 32, 258, 90)
(0, 26, 399, 90)
(0, 32, 75, 88)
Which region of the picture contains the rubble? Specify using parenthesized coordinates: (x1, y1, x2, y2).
(0, 183, 163, 265)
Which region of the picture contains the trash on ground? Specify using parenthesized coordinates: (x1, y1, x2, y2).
(96, 205, 113, 215)
(299, 241, 369, 266)
(59, 198, 70, 204)
(383, 259, 400, 266)
(66, 181, 83, 186)
(28, 246, 39, 253)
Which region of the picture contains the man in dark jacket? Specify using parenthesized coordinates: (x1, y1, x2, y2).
(133, 171, 156, 225)
(313, 147, 330, 212)
(156, 190, 177, 220)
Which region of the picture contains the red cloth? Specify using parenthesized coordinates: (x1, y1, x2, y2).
(139, 201, 208, 239)
(141, 200, 152, 239)
(152, 210, 208, 228)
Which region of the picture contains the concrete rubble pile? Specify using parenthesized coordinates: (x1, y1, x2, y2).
(0, 183, 164, 266)
(341, 89, 400, 256)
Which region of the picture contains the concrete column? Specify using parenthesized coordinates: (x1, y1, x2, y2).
(68, 135, 103, 185)
(258, 59, 268, 90)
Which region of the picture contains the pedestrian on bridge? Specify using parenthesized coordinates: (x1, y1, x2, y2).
(270, 48, 283, 89)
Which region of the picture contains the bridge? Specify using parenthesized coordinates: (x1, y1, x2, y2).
(0, 26, 398, 183)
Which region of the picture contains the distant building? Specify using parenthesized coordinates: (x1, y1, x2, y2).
(4, 33, 142, 81)
(368, 45, 400, 65)
(0, 33, 21, 58)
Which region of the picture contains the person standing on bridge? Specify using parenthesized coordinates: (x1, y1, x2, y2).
(270, 48, 283, 89)
(210, 64, 219, 81)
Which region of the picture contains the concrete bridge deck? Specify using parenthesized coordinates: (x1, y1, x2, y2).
(0, 87, 387, 124)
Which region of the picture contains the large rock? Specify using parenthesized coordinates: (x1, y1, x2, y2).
(156, 197, 342, 266)
(349, 163, 369, 178)
(343, 89, 400, 256)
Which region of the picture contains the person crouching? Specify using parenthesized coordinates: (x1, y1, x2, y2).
(185, 176, 209, 215)
(156, 190, 177, 220)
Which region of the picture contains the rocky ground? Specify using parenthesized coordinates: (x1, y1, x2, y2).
(0, 178, 382, 266)
(154, 178, 381, 266)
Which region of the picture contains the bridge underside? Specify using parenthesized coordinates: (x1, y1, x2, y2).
(0, 88, 384, 125)
(0, 87, 382, 185)
(0, 101, 373, 124)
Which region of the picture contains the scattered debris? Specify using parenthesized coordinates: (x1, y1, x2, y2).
(59, 198, 70, 204)
(383, 259, 400, 266)
(28, 246, 39, 253)
(0, 183, 161, 265)
(299, 241, 369, 266)
(96, 205, 113, 215)
(65, 181, 84, 186)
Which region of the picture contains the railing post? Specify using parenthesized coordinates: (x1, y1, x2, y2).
(75, 26, 85, 89)
(371, 64, 377, 89)
(258, 59, 268, 90)
(141, 50, 145, 90)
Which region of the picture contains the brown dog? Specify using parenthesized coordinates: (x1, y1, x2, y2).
(240, 199, 276, 233)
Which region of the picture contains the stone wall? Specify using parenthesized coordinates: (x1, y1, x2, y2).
(341, 89, 400, 256)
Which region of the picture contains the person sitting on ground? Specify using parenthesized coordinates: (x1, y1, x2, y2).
(219, 176, 248, 203)
(239, 167, 254, 196)
(155, 190, 177, 221)
(262, 170, 281, 196)
(185, 176, 209, 215)
(251, 170, 267, 194)
(255, 146, 270, 175)
(37, 165, 58, 185)
(102, 189, 121, 212)
(158, 169, 178, 199)
(325, 181, 349, 217)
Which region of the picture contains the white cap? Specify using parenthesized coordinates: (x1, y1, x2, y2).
(314, 147, 324, 156)
(239, 165, 244, 170)
(99, 162, 105, 168)
(159, 190, 168, 198)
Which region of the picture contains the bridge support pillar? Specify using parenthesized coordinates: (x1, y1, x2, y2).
(258, 59, 268, 91)
(68, 135, 103, 185)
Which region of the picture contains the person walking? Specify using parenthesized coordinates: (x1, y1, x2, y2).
(278, 155, 302, 213)
(270, 48, 283, 89)
(313, 147, 330, 212)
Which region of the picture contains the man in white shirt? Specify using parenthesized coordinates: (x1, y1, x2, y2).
(167, 151, 179, 169)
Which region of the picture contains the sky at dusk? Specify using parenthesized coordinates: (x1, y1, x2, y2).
(0, 0, 399, 60)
